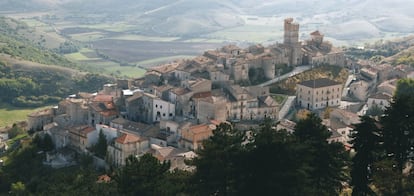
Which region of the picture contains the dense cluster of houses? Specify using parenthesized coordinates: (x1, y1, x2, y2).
(21, 18, 414, 169)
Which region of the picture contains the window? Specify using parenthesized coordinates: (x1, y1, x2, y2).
(316, 91, 318, 95)
(316, 98, 318, 102)
(163, 113, 166, 117)
(160, 105, 162, 109)
(169, 113, 173, 117)
(308, 90, 310, 94)
(316, 104, 318, 107)
(155, 104, 158, 108)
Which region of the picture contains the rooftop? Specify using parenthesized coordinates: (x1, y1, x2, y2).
(28, 108, 53, 117)
(150, 62, 180, 74)
(189, 124, 214, 134)
(116, 133, 142, 144)
(310, 30, 323, 36)
(93, 94, 113, 102)
(369, 93, 392, 100)
(298, 78, 341, 88)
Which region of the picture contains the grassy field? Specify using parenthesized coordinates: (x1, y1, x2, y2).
(79, 22, 136, 32)
(64, 47, 147, 78)
(65, 51, 99, 61)
(111, 34, 180, 42)
(0, 103, 43, 128)
(69, 32, 106, 42)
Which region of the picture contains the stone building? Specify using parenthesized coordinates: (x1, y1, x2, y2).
(27, 108, 54, 131)
(88, 95, 119, 126)
(296, 78, 343, 110)
(283, 18, 302, 66)
(107, 132, 149, 167)
(180, 124, 214, 150)
(367, 93, 391, 111)
(68, 125, 97, 152)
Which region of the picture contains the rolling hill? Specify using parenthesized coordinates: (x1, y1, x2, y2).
(2, 0, 414, 44)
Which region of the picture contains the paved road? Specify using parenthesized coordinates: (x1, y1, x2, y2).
(259, 65, 312, 87)
(278, 96, 296, 120)
(342, 74, 355, 98)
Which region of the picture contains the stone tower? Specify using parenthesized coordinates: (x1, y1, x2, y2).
(283, 18, 302, 66)
(284, 18, 299, 45)
(310, 30, 324, 47)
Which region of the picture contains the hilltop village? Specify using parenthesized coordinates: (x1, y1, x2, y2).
(6, 18, 414, 169)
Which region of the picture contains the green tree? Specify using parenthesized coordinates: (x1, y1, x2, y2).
(244, 118, 309, 195)
(191, 122, 246, 195)
(42, 133, 54, 151)
(93, 130, 107, 159)
(10, 181, 26, 196)
(381, 79, 414, 194)
(114, 154, 170, 195)
(365, 105, 384, 117)
(349, 116, 381, 196)
(294, 113, 349, 195)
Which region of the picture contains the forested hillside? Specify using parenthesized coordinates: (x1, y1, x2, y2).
(0, 17, 77, 68)
(0, 60, 112, 107)
(0, 17, 113, 107)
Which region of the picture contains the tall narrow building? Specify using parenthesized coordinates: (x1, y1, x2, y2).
(283, 18, 302, 66)
(284, 18, 299, 45)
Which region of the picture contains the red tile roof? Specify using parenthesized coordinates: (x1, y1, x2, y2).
(116, 133, 141, 144)
(189, 124, 213, 134)
(93, 95, 113, 102)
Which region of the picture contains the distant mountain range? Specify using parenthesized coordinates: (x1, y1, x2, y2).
(1, 0, 414, 44)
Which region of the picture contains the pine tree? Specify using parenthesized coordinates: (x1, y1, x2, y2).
(294, 113, 349, 195)
(191, 122, 246, 195)
(349, 116, 381, 196)
(94, 129, 107, 159)
(380, 79, 414, 194)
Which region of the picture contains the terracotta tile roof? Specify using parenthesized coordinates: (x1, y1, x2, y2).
(189, 124, 214, 134)
(150, 62, 180, 74)
(116, 133, 141, 144)
(90, 101, 118, 117)
(69, 125, 95, 136)
(93, 94, 113, 102)
(97, 175, 111, 183)
(81, 126, 95, 134)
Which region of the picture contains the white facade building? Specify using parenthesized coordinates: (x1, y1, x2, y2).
(296, 78, 343, 110)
